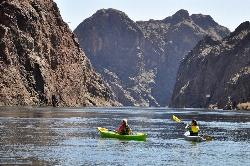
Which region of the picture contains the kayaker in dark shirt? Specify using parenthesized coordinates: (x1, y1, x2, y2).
(116, 119, 132, 135)
(185, 119, 199, 136)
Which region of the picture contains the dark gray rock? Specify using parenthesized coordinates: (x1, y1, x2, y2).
(74, 8, 230, 106)
(171, 21, 250, 109)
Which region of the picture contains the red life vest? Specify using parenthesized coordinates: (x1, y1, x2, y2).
(117, 123, 131, 135)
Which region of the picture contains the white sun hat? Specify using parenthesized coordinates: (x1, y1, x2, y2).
(122, 118, 128, 124)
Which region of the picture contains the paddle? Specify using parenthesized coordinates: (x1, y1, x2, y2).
(97, 127, 109, 132)
(172, 115, 213, 141)
(172, 115, 182, 123)
(98, 127, 135, 136)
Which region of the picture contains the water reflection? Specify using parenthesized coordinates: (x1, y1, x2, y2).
(0, 107, 249, 165)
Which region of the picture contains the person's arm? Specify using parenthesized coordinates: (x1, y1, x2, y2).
(128, 125, 133, 135)
(116, 126, 121, 133)
(116, 124, 124, 133)
(185, 123, 191, 130)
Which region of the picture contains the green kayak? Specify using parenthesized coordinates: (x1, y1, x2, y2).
(97, 127, 147, 141)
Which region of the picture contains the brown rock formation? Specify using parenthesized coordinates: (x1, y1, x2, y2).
(0, 0, 118, 106)
(74, 8, 230, 106)
(171, 21, 250, 109)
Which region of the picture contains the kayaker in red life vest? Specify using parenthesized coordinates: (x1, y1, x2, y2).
(116, 119, 132, 135)
(185, 119, 199, 136)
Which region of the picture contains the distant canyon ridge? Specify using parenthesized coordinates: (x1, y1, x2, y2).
(74, 8, 230, 107)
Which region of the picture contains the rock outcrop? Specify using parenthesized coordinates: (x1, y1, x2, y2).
(0, 0, 118, 106)
(137, 9, 230, 106)
(74, 9, 160, 106)
(171, 21, 250, 109)
(74, 8, 230, 106)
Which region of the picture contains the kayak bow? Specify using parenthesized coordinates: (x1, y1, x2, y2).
(97, 127, 147, 141)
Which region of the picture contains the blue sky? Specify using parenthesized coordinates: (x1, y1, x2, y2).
(54, 0, 250, 31)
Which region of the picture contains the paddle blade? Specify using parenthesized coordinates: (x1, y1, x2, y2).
(172, 115, 182, 123)
(97, 127, 108, 132)
(203, 134, 213, 141)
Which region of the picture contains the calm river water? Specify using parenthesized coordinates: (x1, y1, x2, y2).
(0, 107, 249, 165)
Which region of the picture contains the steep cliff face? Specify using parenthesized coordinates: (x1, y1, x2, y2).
(137, 9, 230, 106)
(0, 0, 118, 106)
(74, 9, 160, 106)
(171, 21, 250, 109)
(74, 8, 230, 106)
